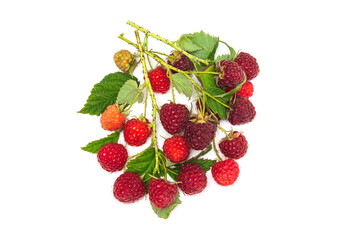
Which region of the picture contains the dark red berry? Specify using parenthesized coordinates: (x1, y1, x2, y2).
(97, 143, 128, 172)
(124, 118, 151, 146)
(235, 52, 259, 81)
(219, 132, 248, 159)
(177, 163, 207, 195)
(226, 81, 254, 98)
(160, 103, 189, 135)
(211, 159, 240, 186)
(148, 178, 178, 209)
(228, 96, 256, 125)
(148, 66, 170, 94)
(163, 135, 190, 163)
(113, 172, 146, 203)
(167, 51, 194, 73)
(215, 60, 245, 88)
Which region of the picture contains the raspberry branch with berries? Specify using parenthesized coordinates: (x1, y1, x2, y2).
(79, 21, 260, 219)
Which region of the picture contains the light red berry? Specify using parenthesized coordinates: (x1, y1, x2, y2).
(124, 118, 151, 146)
(163, 135, 190, 163)
(148, 66, 170, 94)
(100, 104, 126, 131)
(211, 159, 240, 186)
(97, 143, 128, 172)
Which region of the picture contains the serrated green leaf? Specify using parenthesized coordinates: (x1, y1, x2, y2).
(117, 80, 144, 105)
(197, 65, 217, 89)
(207, 40, 219, 61)
(151, 192, 181, 219)
(81, 131, 120, 153)
(177, 35, 203, 52)
(187, 159, 216, 172)
(206, 88, 230, 120)
(171, 73, 193, 98)
(126, 148, 155, 181)
(79, 72, 138, 116)
(215, 54, 231, 63)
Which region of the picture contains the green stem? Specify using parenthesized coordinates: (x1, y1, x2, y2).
(217, 125, 230, 139)
(126, 20, 210, 65)
(135, 30, 160, 175)
(212, 137, 223, 161)
(166, 68, 175, 103)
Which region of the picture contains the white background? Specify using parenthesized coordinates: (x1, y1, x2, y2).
(1, 0, 342, 239)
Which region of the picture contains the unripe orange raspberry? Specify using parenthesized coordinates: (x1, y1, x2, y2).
(113, 50, 133, 72)
(100, 104, 126, 131)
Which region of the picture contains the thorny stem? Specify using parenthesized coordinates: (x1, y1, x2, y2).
(135, 30, 160, 175)
(127, 20, 211, 65)
(143, 34, 153, 70)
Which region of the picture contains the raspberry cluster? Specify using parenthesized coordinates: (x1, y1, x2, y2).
(80, 22, 260, 219)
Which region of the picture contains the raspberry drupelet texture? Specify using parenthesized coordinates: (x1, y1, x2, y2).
(215, 60, 245, 88)
(177, 163, 207, 195)
(234, 52, 259, 81)
(163, 135, 190, 163)
(228, 96, 256, 125)
(184, 118, 217, 150)
(148, 178, 178, 209)
(219, 132, 248, 160)
(113, 50, 133, 72)
(113, 172, 146, 203)
(124, 118, 151, 146)
(160, 103, 190, 135)
(211, 159, 240, 186)
(148, 66, 170, 94)
(100, 104, 126, 131)
(167, 51, 194, 73)
(97, 143, 128, 172)
(226, 81, 254, 98)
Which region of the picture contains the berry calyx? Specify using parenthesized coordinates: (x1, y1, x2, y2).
(163, 135, 190, 163)
(177, 163, 207, 195)
(219, 131, 248, 160)
(113, 50, 133, 73)
(148, 178, 178, 209)
(124, 117, 151, 146)
(148, 66, 170, 94)
(97, 143, 128, 172)
(215, 60, 245, 88)
(100, 104, 126, 131)
(226, 81, 254, 98)
(211, 159, 240, 186)
(167, 51, 194, 73)
(160, 103, 190, 135)
(113, 172, 146, 203)
(234, 52, 259, 81)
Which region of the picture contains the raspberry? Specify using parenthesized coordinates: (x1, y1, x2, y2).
(177, 163, 207, 195)
(113, 172, 146, 203)
(228, 96, 256, 125)
(124, 118, 151, 146)
(97, 143, 128, 172)
(100, 104, 126, 131)
(219, 131, 248, 159)
(215, 60, 245, 88)
(235, 52, 259, 81)
(211, 159, 240, 186)
(196, 99, 221, 120)
(184, 114, 217, 150)
(163, 135, 190, 163)
(167, 51, 194, 73)
(148, 66, 170, 94)
(113, 50, 132, 72)
(148, 178, 178, 209)
(226, 81, 254, 98)
(159, 103, 189, 135)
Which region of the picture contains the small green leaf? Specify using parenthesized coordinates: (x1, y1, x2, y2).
(81, 131, 120, 153)
(177, 35, 202, 52)
(171, 73, 193, 98)
(117, 80, 144, 105)
(215, 54, 231, 63)
(126, 148, 155, 181)
(187, 159, 216, 172)
(151, 192, 181, 219)
(188, 145, 212, 161)
(206, 88, 230, 120)
(79, 72, 139, 116)
(197, 65, 217, 89)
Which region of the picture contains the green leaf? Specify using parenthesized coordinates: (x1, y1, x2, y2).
(79, 72, 138, 116)
(197, 65, 217, 89)
(206, 88, 230, 120)
(187, 159, 216, 172)
(188, 145, 212, 161)
(117, 80, 144, 105)
(215, 54, 231, 63)
(126, 148, 155, 181)
(177, 31, 219, 60)
(171, 73, 193, 98)
(151, 192, 181, 219)
(81, 131, 120, 153)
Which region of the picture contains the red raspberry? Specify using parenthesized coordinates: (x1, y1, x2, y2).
(124, 118, 151, 146)
(177, 163, 207, 195)
(148, 66, 170, 94)
(228, 96, 256, 125)
(235, 52, 259, 81)
(167, 51, 194, 73)
(215, 60, 245, 88)
(160, 103, 189, 135)
(219, 132, 248, 160)
(97, 143, 128, 172)
(100, 104, 126, 131)
(113, 172, 145, 203)
(148, 178, 178, 209)
(184, 114, 217, 150)
(163, 135, 190, 163)
(196, 99, 221, 120)
(226, 81, 254, 98)
(211, 159, 240, 186)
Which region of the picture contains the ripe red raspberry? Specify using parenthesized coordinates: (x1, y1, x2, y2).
(219, 132, 248, 160)
(124, 118, 151, 146)
(163, 135, 190, 163)
(113, 172, 145, 203)
(148, 66, 170, 94)
(226, 81, 254, 98)
(148, 178, 178, 209)
(228, 96, 256, 125)
(211, 159, 240, 186)
(100, 104, 126, 131)
(160, 103, 189, 135)
(184, 114, 217, 150)
(196, 99, 221, 120)
(177, 163, 207, 195)
(97, 143, 128, 172)
(235, 52, 259, 81)
(167, 51, 194, 73)
(215, 60, 245, 88)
